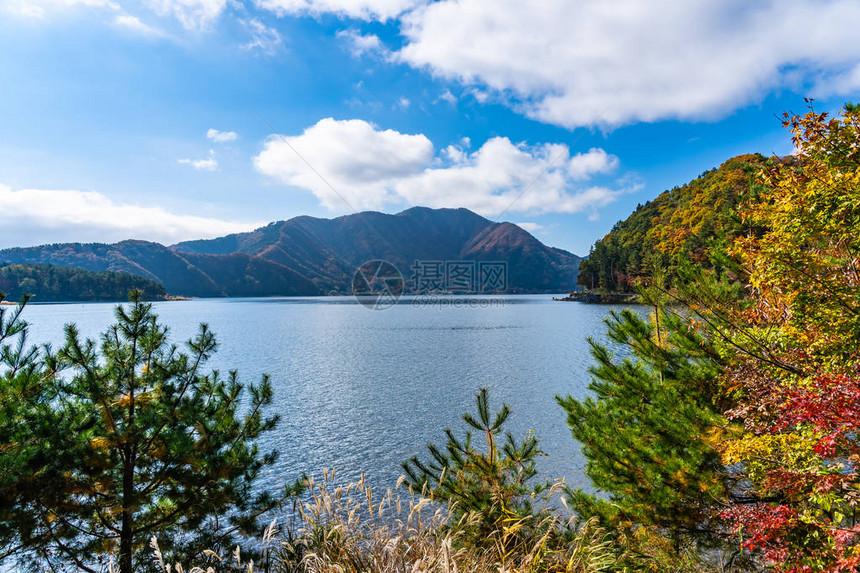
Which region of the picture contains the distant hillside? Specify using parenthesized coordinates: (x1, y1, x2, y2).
(578, 153, 769, 291)
(0, 241, 322, 298)
(0, 263, 167, 302)
(174, 207, 581, 293)
(0, 208, 581, 298)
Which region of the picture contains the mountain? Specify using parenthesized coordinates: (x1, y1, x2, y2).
(577, 153, 769, 291)
(0, 240, 321, 297)
(173, 207, 581, 293)
(0, 263, 167, 302)
(0, 208, 580, 298)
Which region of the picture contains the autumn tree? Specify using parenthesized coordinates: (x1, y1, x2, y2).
(713, 102, 860, 571)
(596, 102, 860, 569)
(0, 293, 294, 573)
(577, 154, 769, 293)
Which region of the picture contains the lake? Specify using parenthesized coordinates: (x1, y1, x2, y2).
(18, 295, 634, 496)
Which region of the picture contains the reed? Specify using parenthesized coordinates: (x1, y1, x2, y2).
(146, 469, 619, 573)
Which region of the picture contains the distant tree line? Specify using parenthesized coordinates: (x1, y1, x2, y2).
(0, 263, 167, 302)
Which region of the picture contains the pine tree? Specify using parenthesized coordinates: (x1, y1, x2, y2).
(556, 283, 730, 543)
(0, 292, 295, 573)
(1, 294, 46, 559)
(402, 388, 547, 548)
(1, 292, 83, 569)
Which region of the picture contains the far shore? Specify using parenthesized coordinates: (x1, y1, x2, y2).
(554, 292, 641, 304)
(0, 296, 189, 305)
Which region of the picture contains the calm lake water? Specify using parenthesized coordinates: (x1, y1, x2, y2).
(19, 295, 634, 495)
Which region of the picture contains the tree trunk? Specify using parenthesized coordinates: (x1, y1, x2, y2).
(119, 449, 134, 573)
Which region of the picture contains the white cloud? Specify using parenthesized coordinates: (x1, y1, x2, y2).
(0, 184, 255, 248)
(515, 222, 544, 234)
(113, 14, 165, 36)
(3, 0, 224, 32)
(254, 0, 422, 22)
(397, 96, 410, 110)
(254, 118, 433, 210)
(2, 0, 118, 18)
(240, 17, 282, 55)
(147, 0, 227, 31)
(178, 149, 219, 171)
(812, 63, 860, 98)
(568, 148, 619, 180)
(465, 87, 489, 104)
(207, 128, 239, 142)
(253, 118, 632, 216)
(435, 89, 457, 106)
(337, 29, 388, 58)
(396, 0, 860, 128)
(392, 137, 629, 216)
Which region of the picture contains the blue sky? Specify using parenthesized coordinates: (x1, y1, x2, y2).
(1, 0, 859, 256)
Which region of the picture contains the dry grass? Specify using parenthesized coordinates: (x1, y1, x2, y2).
(144, 471, 756, 572)
(148, 470, 619, 573)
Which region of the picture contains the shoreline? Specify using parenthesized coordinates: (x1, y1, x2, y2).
(553, 292, 641, 304)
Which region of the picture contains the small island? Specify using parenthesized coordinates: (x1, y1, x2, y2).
(554, 291, 640, 303)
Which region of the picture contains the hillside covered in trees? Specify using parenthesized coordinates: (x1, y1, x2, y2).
(0, 263, 167, 302)
(559, 104, 860, 572)
(0, 208, 580, 297)
(578, 153, 770, 291)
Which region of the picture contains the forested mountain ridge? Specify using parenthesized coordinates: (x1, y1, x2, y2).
(0, 263, 167, 302)
(0, 240, 322, 297)
(577, 153, 770, 291)
(0, 208, 581, 297)
(173, 206, 581, 293)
